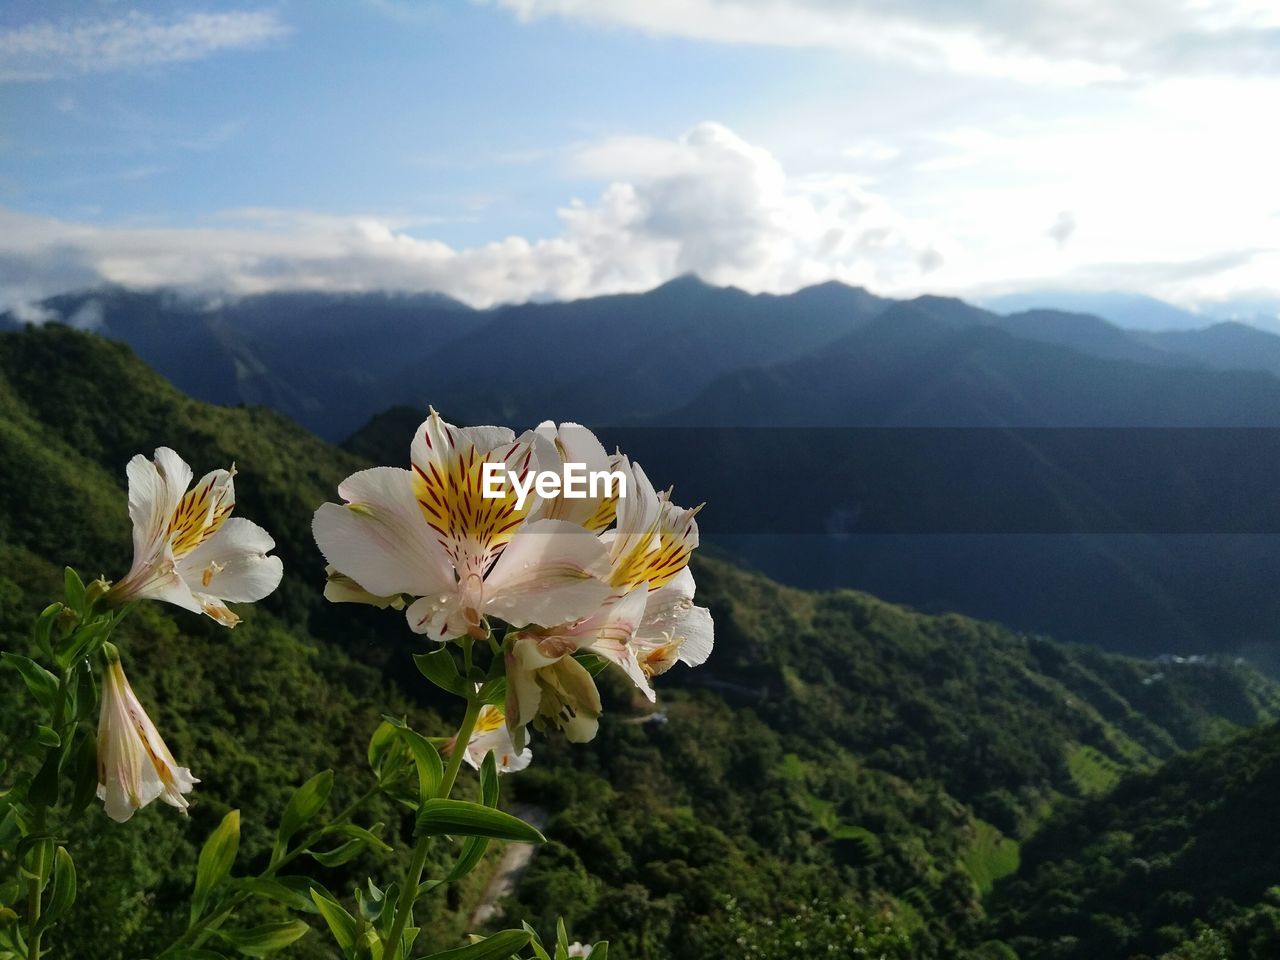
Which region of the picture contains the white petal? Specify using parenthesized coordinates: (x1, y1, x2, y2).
(126, 448, 190, 560)
(405, 593, 470, 642)
(673, 605, 714, 667)
(483, 519, 612, 629)
(313, 467, 453, 598)
(580, 588, 655, 701)
(177, 518, 283, 603)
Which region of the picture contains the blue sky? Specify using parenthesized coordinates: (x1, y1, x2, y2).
(2, 1, 1279, 315)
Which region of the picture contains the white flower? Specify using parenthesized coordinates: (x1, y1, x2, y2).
(105, 447, 283, 627)
(313, 410, 611, 642)
(567, 944, 591, 958)
(454, 704, 532, 774)
(96, 644, 198, 823)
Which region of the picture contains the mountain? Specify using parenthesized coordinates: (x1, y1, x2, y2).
(981, 290, 1210, 331)
(989, 721, 1280, 959)
(392, 274, 891, 426)
(0, 286, 484, 440)
(6, 324, 1280, 957)
(1138, 321, 1280, 380)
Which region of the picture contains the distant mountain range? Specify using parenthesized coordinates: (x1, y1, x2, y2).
(12, 278, 1280, 657)
(9, 278, 1280, 438)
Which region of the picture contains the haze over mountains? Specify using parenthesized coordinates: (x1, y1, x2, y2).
(10, 277, 1280, 658)
(9, 277, 1280, 439)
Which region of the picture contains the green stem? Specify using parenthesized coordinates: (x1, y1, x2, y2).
(383, 694, 483, 959)
(25, 666, 72, 960)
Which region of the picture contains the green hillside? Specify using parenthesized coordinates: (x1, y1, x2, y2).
(3, 324, 1280, 958)
(989, 721, 1280, 959)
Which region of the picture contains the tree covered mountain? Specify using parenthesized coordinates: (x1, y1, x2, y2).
(989, 721, 1280, 959)
(4, 324, 1280, 957)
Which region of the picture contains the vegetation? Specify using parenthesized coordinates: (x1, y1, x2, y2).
(4, 324, 1280, 957)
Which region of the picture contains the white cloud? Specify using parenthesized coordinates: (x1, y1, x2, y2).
(0, 9, 288, 82)
(0, 123, 944, 309)
(0, 120, 1275, 315)
(486, 0, 1280, 84)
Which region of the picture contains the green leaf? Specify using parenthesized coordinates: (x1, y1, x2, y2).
(413, 929, 531, 960)
(192, 810, 240, 923)
(522, 923, 552, 960)
(397, 727, 444, 801)
(276, 770, 333, 854)
(237, 875, 334, 914)
(29, 747, 61, 807)
(33, 725, 60, 748)
(446, 753, 500, 883)
(36, 847, 75, 932)
(73, 659, 98, 722)
(368, 720, 407, 781)
(32, 603, 63, 660)
(1, 654, 59, 712)
(415, 799, 545, 844)
(412, 649, 467, 697)
(555, 918, 569, 960)
(355, 878, 386, 924)
(479, 751, 499, 807)
(586, 943, 608, 959)
(329, 822, 394, 853)
(69, 731, 100, 816)
(217, 920, 311, 957)
(310, 888, 358, 953)
(63, 567, 86, 614)
(307, 838, 367, 867)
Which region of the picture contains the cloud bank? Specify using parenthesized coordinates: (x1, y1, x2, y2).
(487, 0, 1280, 84)
(1, 121, 1274, 314)
(0, 123, 940, 309)
(0, 9, 287, 81)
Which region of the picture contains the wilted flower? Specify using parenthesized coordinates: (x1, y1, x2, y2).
(105, 447, 283, 627)
(313, 410, 611, 642)
(448, 704, 531, 773)
(96, 643, 198, 823)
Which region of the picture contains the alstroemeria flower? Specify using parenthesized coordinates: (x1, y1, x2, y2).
(313, 411, 612, 642)
(449, 704, 532, 774)
(105, 447, 283, 627)
(504, 459, 715, 743)
(96, 644, 198, 823)
(505, 587, 649, 746)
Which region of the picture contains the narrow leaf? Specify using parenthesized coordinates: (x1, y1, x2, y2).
(1, 654, 58, 711)
(192, 810, 240, 923)
(36, 847, 75, 931)
(412, 649, 467, 696)
(276, 770, 333, 851)
(63, 567, 86, 613)
(307, 838, 367, 867)
(413, 929, 531, 960)
(237, 875, 334, 914)
(217, 920, 310, 957)
(310, 888, 358, 953)
(397, 727, 443, 801)
(415, 799, 545, 844)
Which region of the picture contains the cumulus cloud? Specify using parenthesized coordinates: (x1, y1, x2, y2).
(0, 9, 287, 82)
(486, 0, 1280, 83)
(0, 123, 943, 309)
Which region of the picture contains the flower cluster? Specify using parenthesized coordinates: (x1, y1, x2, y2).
(313, 412, 714, 760)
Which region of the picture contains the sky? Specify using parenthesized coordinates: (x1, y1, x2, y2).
(1, 0, 1278, 315)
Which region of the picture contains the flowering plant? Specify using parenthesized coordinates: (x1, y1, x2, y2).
(0, 415, 711, 959)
